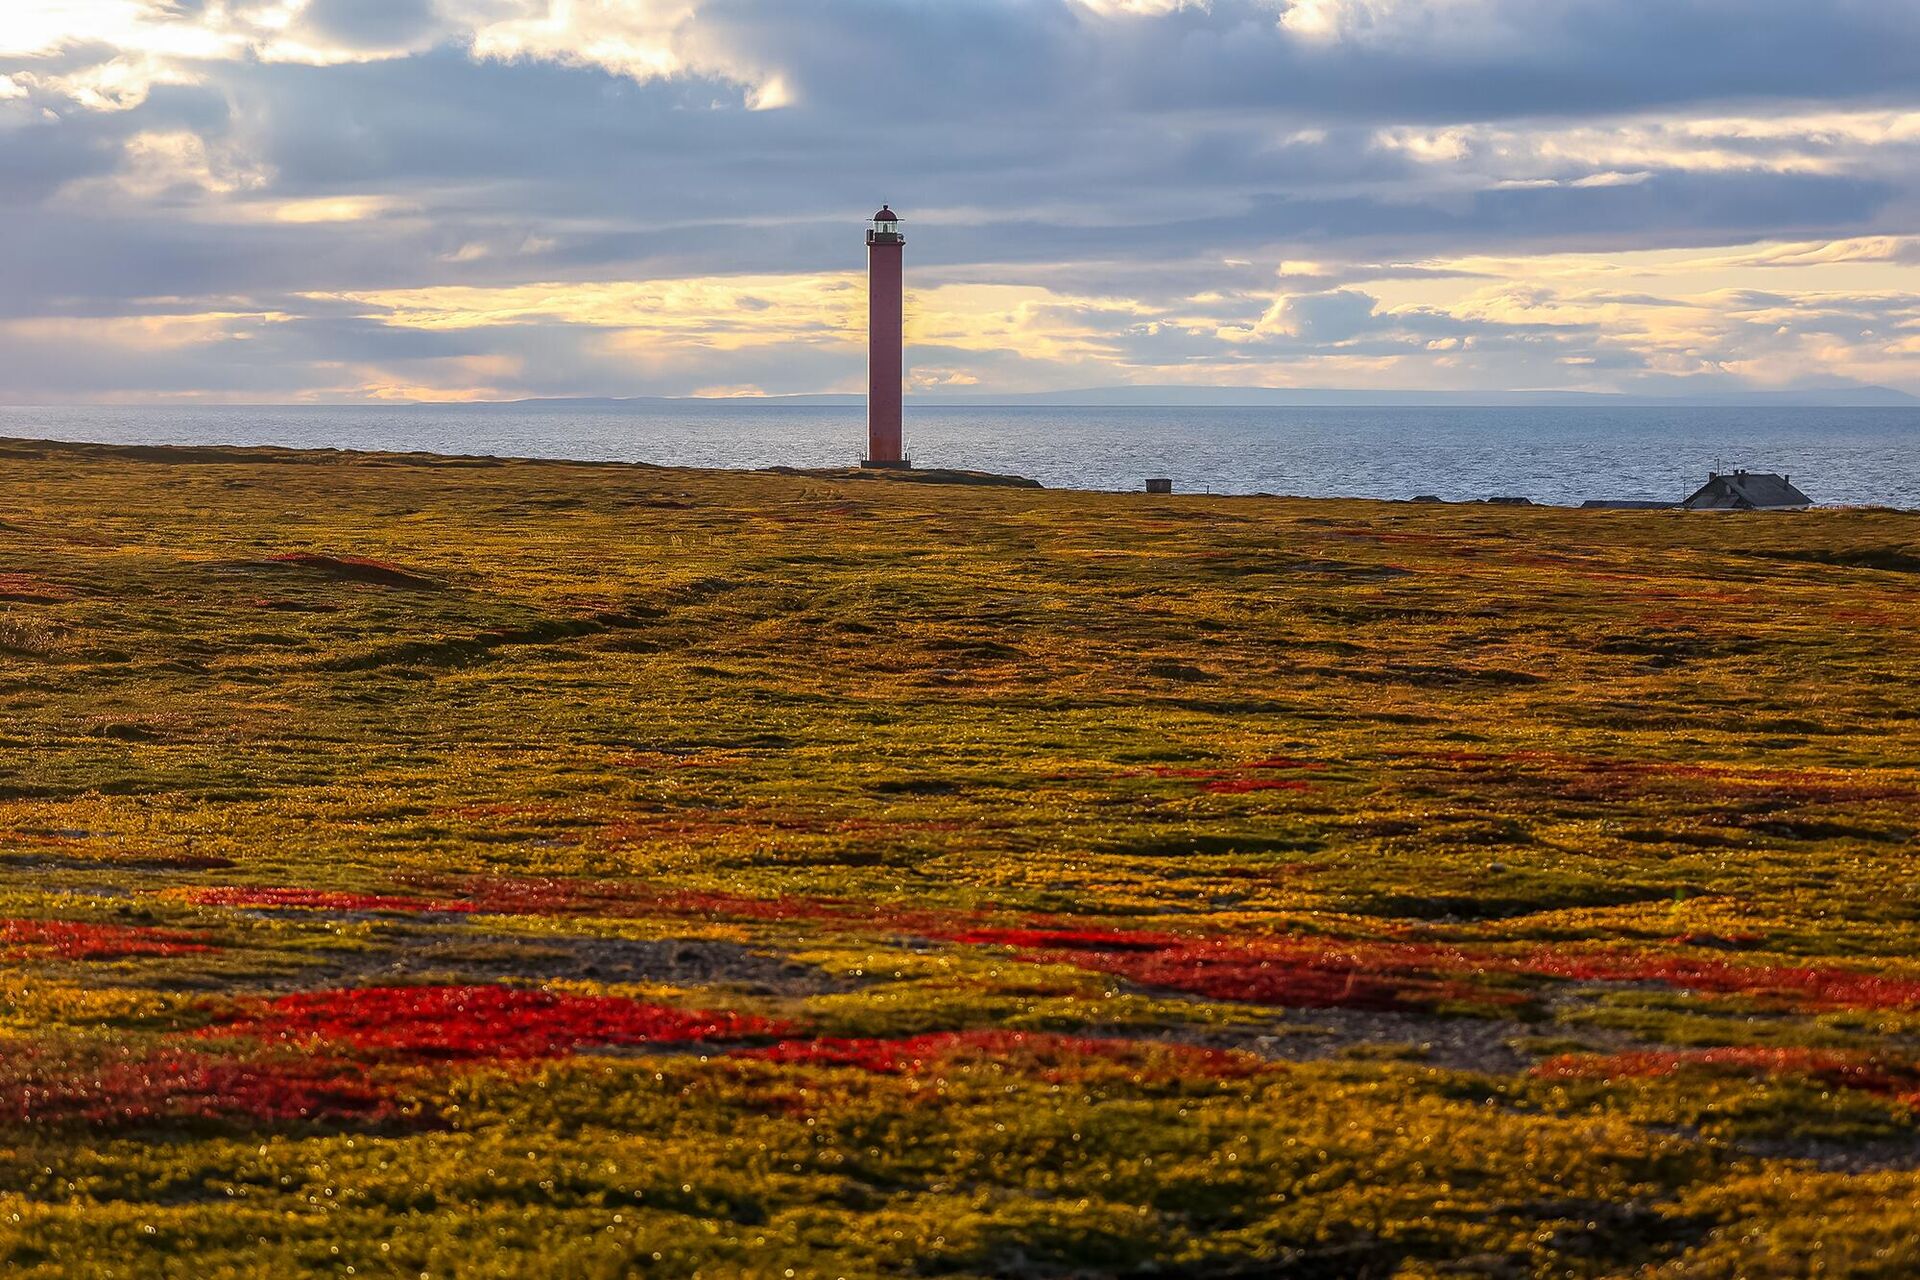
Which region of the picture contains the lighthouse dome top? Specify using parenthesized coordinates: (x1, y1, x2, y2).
(867, 206, 903, 245)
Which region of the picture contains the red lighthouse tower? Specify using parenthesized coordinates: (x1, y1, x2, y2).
(863, 206, 906, 467)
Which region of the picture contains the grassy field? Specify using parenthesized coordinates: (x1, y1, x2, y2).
(3, 435, 1919, 1278)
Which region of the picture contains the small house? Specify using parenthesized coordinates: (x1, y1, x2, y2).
(1680, 470, 1811, 510)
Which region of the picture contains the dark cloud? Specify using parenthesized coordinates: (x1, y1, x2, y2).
(0, 120, 117, 206)
(697, 0, 1920, 123)
(301, 0, 443, 49)
(1276, 290, 1378, 342)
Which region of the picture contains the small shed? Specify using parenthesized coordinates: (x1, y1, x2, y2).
(1680, 470, 1812, 510)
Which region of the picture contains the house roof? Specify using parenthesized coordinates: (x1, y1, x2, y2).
(1681, 470, 1812, 509)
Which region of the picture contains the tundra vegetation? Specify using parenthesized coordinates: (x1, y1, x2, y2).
(2, 436, 1918, 1278)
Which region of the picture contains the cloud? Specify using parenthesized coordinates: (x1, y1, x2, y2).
(464, 1, 744, 92)
(1, 0, 1919, 399)
(1224, 289, 1380, 343)
(302, 0, 444, 50)
(60, 128, 270, 203)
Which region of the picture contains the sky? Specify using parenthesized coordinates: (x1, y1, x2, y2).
(3, 1, 1920, 404)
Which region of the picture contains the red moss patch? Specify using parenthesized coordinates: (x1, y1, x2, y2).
(184, 887, 477, 914)
(0, 573, 76, 603)
(950, 927, 1182, 953)
(0, 1049, 415, 1130)
(367, 875, 1920, 1017)
(1074, 938, 1509, 1012)
(0, 918, 213, 960)
(210, 985, 791, 1061)
(1668, 932, 1767, 950)
(1535, 1048, 1920, 1107)
(954, 928, 1509, 1013)
(999, 929, 1920, 1016)
(1517, 948, 1920, 1012)
(952, 927, 1920, 1015)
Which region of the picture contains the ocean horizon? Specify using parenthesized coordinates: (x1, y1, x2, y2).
(5, 401, 1918, 508)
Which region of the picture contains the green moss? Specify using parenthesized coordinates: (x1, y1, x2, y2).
(2, 439, 1919, 1275)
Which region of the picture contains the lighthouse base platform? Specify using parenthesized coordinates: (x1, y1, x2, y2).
(859, 458, 913, 470)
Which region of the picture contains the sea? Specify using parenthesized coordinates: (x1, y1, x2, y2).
(4, 403, 1917, 508)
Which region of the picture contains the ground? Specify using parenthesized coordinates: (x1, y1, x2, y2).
(2, 435, 1919, 1278)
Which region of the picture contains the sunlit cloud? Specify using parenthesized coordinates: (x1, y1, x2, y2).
(1374, 109, 1920, 185)
(6, 0, 794, 114)
(466, 1, 702, 84)
(258, 195, 413, 224)
(349, 355, 529, 403)
(0, 311, 288, 349)
(319, 276, 1169, 370)
(323, 274, 865, 344)
(56, 129, 272, 203)
(1, 0, 408, 109)
(1280, 0, 1513, 46)
(269, 236, 1920, 400)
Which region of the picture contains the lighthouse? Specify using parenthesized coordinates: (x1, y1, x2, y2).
(863, 206, 906, 467)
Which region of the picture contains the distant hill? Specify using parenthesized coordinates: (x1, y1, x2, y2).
(482, 385, 1919, 410)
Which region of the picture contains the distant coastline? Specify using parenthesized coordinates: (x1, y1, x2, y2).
(474, 384, 1920, 411)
